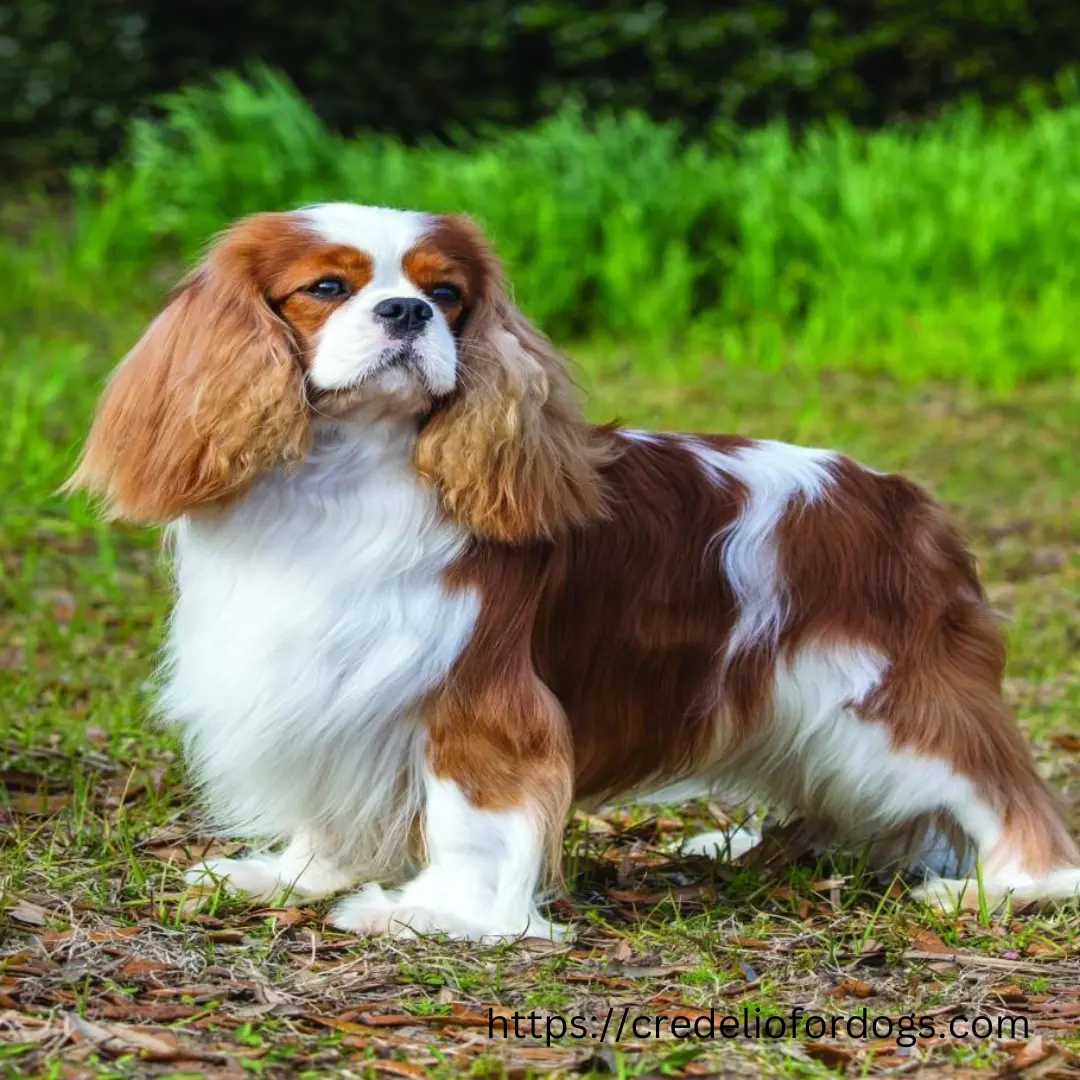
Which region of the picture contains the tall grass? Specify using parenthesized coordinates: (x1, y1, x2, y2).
(7, 67, 1080, 387)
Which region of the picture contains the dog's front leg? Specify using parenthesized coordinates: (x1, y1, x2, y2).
(331, 678, 573, 942)
(186, 828, 359, 901)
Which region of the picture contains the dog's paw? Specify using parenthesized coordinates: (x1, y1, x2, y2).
(909, 876, 981, 912)
(329, 883, 566, 942)
(185, 855, 296, 900)
(185, 852, 352, 902)
(682, 825, 761, 861)
(912, 868, 1080, 912)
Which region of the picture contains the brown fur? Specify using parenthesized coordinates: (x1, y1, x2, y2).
(63, 214, 324, 521)
(533, 435, 751, 800)
(276, 246, 374, 341)
(413, 216, 616, 542)
(401, 239, 472, 330)
(429, 543, 575, 880)
(426, 434, 751, 875)
(433, 434, 1078, 888)
(774, 458, 1078, 874)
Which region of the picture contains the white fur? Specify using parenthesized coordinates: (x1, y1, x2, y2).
(682, 826, 762, 861)
(868, 819, 975, 881)
(304, 202, 429, 253)
(187, 828, 357, 901)
(169, 418, 478, 881)
(758, 643, 1080, 909)
(331, 770, 561, 941)
(675, 440, 1078, 907)
(915, 868, 1080, 910)
(300, 204, 458, 397)
(685, 641, 1080, 909)
(619, 429, 660, 445)
(628, 778, 717, 805)
(685, 438, 837, 657)
(742, 645, 998, 844)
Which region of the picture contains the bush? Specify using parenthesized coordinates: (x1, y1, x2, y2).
(5, 1, 1080, 179)
(11, 69, 1080, 387)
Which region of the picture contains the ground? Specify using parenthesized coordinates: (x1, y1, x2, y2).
(2, 341, 1080, 1078)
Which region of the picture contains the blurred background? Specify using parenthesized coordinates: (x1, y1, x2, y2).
(6, 0, 1080, 384)
(5, 0, 1080, 391)
(7, 0, 1080, 175)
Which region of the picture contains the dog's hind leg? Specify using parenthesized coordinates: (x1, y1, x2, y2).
(746, 634, 1080, 911)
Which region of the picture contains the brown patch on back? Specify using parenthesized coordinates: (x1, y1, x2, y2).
(535, 434, 753, 800)
(433, 432, 751, 822)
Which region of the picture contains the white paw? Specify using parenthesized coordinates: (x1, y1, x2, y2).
(185, 853, 351, 902)
(914, 868, 1080, 911)
(910, 875, 1019, 912)
(1034, 868, 1080, 903)
(682, 825, 761, 861)
(186, 855, 285, 900)
(909, 876, 979, 912)
(329, 884, 566, 942)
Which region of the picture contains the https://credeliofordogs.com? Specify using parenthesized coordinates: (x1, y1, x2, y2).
(487, 1005, 1029, 1047)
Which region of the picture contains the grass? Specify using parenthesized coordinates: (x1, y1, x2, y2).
(3, 274, 1080, 1075)
(3, 72, 1080, 1076)
(8, 67, 1080, 386)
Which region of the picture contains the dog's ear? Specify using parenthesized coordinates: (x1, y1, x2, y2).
(414, 215, 611, 542)
(64, 216, 309, 523)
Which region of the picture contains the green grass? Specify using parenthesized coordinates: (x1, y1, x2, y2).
(7, 67, 1080, 386)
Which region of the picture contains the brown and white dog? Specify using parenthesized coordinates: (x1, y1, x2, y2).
(67, 204, 1080, 940)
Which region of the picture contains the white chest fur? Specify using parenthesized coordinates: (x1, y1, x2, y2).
(159, 420, 478, 872)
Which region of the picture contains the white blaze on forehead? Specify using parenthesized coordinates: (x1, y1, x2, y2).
(296, 203, 458, 396)
(300, 203, 433, 279)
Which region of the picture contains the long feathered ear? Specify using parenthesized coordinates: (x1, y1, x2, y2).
(414, 216, 612, 542)
(64, 218, 309, 523)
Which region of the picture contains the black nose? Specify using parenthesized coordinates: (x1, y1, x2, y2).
(373, 297, 434, 337)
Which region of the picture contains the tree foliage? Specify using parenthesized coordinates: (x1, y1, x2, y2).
(3, 0, 1079, 178)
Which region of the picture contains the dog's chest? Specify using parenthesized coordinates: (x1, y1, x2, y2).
(161, 431, 479, 742)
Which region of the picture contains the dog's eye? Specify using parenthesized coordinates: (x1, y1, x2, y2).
(430, 283, 462, 305)
(304, 278, 349, 299)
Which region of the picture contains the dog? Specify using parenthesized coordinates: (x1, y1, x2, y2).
(66, 203, 1080, 939)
